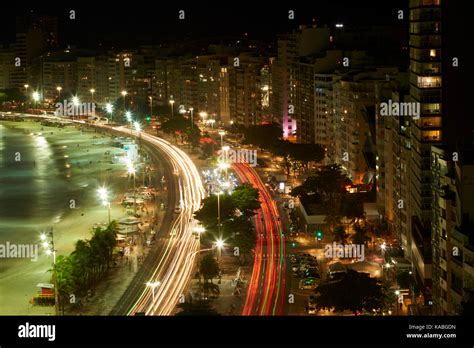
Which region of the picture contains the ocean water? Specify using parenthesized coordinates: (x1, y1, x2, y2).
(0, 123, 69, 244)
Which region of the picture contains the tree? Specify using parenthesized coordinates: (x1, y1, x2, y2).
(230, 183, 260, 217)
(315, 270, 388, 315)
(0, 88, 26, 103)
(194, 194, 236, 233)
(199, 254, 220, 283)
(352, 223, 370, 247)
(226, 216, 256, 264)
(55, 255, 76, 314)
(160, 115, 185, 140)
(333, 225, 348, 244)
(175, 299, 220, 316)
(198, 282, 220, 299)
(194, 183, 260, 240)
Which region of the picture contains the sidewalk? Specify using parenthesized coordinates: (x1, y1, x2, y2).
(186, 251, 250, 315)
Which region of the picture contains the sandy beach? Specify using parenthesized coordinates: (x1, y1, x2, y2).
(0, 119, 137, 315)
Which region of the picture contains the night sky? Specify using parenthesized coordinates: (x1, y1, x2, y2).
(1, 1, 406, 48)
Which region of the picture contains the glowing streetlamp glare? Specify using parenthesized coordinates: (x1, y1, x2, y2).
(215, 239, 225, 249)
(218, 130, 226, 136)
(125, 111, 132, 122)
(222, 145, 230, 152)
(133, 121, 141, 132)
(56, 86, 62, 92)
(121, 90, 127, 97)
(40, 233, 47, 241)
(97, 187, 108, 201)
(46, 249, 52, 256)
(32, 91, 40, 102)
(72, 96, 80, 106)
(42, 241, 49, 249)
(89, 88, 95, 94)
(105, 103, 113, 114)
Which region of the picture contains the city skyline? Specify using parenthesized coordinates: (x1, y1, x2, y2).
(0, 1, 471, 346)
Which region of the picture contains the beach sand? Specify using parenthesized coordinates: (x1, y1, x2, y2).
(0, 120, 135, 315)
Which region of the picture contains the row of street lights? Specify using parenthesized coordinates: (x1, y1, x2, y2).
(25, 85, 97, 102)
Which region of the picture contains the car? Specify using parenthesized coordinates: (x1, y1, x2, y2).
(299, 277, 319, 290)
(307, 305, 317, 315)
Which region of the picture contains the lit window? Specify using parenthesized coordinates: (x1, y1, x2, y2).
(430, 49, 436, 57)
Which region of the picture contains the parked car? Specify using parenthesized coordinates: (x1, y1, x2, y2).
(299, 277, 319, 290)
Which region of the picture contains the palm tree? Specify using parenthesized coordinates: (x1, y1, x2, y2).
(71, 239, 93, 291)
(333, 225, 348, 244)
(352, 222, 370, 247)
(199, 254, 220, 283)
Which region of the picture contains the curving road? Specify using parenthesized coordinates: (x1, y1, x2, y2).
(233, 163, 286, 315)
(14, 114, 206, 316)
(103, 126, 206, 315)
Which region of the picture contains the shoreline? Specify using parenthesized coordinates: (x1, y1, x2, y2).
(0, 120, 137, 315)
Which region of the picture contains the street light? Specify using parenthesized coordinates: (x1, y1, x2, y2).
(218, 130, 225, 148)
(125, 111, 132, 123)
(97, 187, 111, 223)
(56, 86, 62, 99)
(146, 281, 161, 302)
(40, 229, 59, 315)
(218, 161, 230, 181)
(214, 190, 223, 237)
(169, 99, 175, 118)
(133, 121, 141, 133)
(32, 91, 40, 102)
(72, 96, 80, 106)
(121, 90, 127, 109)
(189, 107, 194, 129)
(90, 88, 95, 103)
(24, 84, 29, 95)
(214, 239, 225, 260)
(105, 103, 113, 121)
(127, 161, 137, 216)
(149, 95, 153, 120)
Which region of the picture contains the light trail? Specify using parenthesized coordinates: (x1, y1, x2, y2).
(15, 114, 206, 316)
(233, 163, 286, 316)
